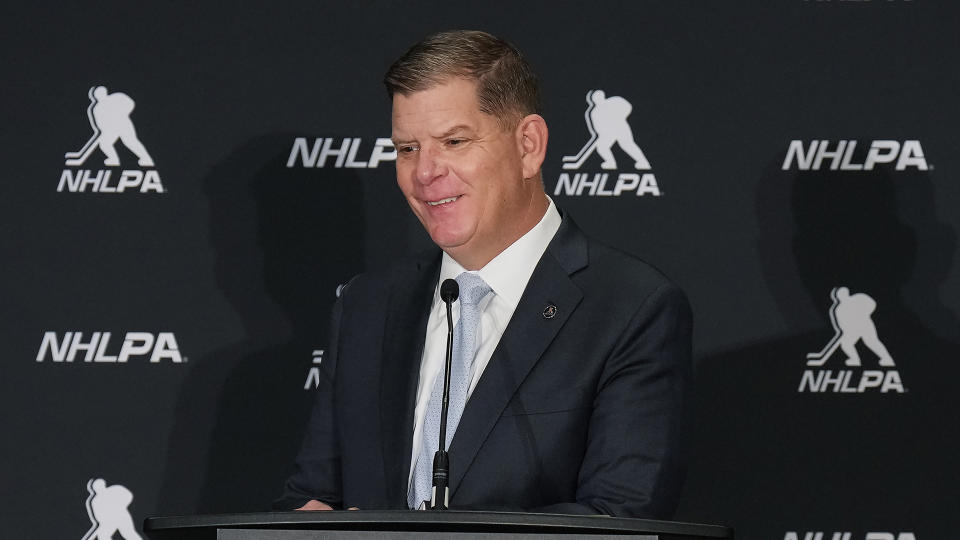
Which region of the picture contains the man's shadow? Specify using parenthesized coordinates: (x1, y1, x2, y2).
(676, 161, 959, 538)
(157, 135, 365, 513)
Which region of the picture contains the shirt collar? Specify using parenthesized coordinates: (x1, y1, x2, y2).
(434, 197, 562, 311)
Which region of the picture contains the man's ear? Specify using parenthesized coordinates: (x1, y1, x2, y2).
(517, 114, 548, 179)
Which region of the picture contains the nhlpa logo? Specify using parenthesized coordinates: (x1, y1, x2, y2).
(82, 478, 142, 540)
(799, 287, 904, 393)
(562, 89, 651, 170)
(782, 140, 930, 171)
(304, 348, 324, 389)
(66, 86, 154, 168)
(555, 89, 660, 197)
(286, 137, 397, 168)
(60, 85, 164, 193)
(784, 533, 917, 540)
(36, 331, 185, 363)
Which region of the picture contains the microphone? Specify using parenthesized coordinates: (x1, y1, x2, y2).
(429, 278, 458, 510)
(440, 278, 459, 304)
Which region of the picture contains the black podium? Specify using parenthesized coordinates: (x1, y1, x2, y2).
(144, 511, 732, 540)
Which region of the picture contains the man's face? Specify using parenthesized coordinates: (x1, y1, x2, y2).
(392, 78, 531, 265)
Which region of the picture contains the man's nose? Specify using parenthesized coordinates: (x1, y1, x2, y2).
(415, 147, 446, 185)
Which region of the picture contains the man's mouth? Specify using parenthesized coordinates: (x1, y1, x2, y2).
(426, 196, 460, 207)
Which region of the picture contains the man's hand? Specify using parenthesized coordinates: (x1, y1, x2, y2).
(296, 500, 333, 511)
(295, 500, 359, 511)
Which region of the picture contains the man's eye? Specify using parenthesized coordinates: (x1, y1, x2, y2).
(399, 145, 418, 154)
(446, 139, 466, 147)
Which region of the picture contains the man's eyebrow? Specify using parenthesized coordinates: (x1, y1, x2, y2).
(391, 125, 475, 145)
(437, 125, 474, 138)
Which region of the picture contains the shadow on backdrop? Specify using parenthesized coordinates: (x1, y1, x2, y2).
(157, 135, 363, 513)
(677, 161, 959, 539)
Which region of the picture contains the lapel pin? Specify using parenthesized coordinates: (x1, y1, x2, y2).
(542, 304, 558, 319)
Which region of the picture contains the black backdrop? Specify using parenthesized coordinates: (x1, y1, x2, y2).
(2, 2, 957, 539)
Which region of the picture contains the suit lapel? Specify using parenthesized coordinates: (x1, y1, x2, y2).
(379, 252, 440, 506)
(447, 218, 589, 495)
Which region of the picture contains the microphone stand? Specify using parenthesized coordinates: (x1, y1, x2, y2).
(426, 279, 458, 510)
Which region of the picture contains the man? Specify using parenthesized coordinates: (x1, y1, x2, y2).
(278, 30, 691, 518)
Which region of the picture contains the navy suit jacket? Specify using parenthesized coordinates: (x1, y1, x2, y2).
(278, 216, 692, 518)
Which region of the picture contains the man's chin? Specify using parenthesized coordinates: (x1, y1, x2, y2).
(428, 230, 471, 252)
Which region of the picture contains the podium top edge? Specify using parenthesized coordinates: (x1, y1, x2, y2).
(144, 510, 732, 537)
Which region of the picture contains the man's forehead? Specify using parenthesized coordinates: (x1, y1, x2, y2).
(392, 118, 479, 139)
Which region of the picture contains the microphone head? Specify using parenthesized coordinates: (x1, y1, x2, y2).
(440, 278, 459, 303)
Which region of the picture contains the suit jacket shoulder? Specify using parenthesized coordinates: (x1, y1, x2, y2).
(545, 217, 690, 335)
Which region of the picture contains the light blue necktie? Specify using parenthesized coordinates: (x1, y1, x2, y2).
(408, 272, 492, 509)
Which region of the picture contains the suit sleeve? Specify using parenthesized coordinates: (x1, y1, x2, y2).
(273, 292, 346, 510)
(534, 282, 693, 518)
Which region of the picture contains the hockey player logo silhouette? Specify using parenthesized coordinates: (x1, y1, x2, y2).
(65, 86, 154, 167)
(562, 89, 651, 170)
(81, 478, 142, 540)
(806, 287, 896, 367)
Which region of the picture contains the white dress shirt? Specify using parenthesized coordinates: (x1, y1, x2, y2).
(407, 197, 563, 486)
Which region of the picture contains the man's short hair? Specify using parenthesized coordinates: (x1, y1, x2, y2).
(384, 30, 542, 128)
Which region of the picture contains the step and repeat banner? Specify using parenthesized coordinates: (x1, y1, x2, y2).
(1, 2, 957, 539)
